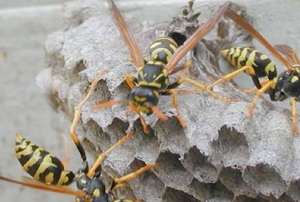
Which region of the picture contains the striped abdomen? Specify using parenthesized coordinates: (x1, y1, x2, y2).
(149, 36, 178, 64)
(221, 47, 277, 79)
(15, 133, 75, 186)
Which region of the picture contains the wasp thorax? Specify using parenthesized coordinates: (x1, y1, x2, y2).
(137, 62, 169, 90)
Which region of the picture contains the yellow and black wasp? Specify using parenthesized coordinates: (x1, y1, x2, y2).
(271, 44, 300, 135)
(90, 0, 232, 133)
(206, 7, 299, 134)
(207, 46, 278, 117)
(1, 131, 155, 201)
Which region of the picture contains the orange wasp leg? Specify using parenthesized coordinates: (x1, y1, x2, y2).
(177, 77, 235, 102)
(243, 79, 269, 93)
(128, 102, 149, 134)
(248, 80, 275, 117)
(165, 89, 187, 128)
(125, 74, 137, 89)
(105, 163, 156, 195)
(207, 65, 254, 90)
(92, 100, 126, 109)
(290, 99, 299, 135)
(70, 69, 108, 162)
(87, 131, 136, 178)
(112, 163, 156, 185)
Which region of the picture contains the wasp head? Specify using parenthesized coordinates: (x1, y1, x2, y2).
(270, 71, 300, 101)
(129, 86, 159, 115)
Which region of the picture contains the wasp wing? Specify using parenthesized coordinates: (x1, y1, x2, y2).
(165, 2, 229, 74)
(0, 175, 85, 197)
(274, 44, 300, 65)
(225, 8, 293, 71)
(108, 0, 144, 68)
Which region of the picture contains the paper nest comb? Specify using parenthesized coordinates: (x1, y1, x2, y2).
(38, 0, 300, 201)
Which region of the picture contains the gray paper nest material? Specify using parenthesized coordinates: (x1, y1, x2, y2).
(40, 0, 300, 201)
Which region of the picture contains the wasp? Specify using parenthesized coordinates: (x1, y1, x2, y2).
(89, 0, 231, 133)
(271, 44, 300, 135)
(1, 131, 155, 201)
(207, 46, 278, 117)
(207, 8, 299, 134)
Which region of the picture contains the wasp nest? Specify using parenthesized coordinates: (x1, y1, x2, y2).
(40, 0, 300, 201)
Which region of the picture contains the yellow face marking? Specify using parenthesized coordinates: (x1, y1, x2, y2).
(137, 105, 151, 114)
(291, 76, 299, 83)
(93, 189, 101, 197)
(80, 178, 87, 184)
(134, 96, 147, 102)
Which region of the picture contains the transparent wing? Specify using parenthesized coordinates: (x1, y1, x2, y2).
(274, 44, 300, 65)
(225, 8, 293, 71)
(165, 2, 229, 73)
(0, 175, 85, 197)
(108, 0, 144, 68)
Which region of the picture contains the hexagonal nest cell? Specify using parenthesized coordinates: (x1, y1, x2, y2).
(39, 0, 300, 201)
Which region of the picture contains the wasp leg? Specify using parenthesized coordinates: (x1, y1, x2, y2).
(127, 101, 167, 134)
(125, 74, 138, 90)
(70, 69, 108, 162)
(243, 79, 267, 93)
(171, 89, 186, 128)
(177, 77, 234, 102)
(207, 65, 254, 90)
(163, 89, 186, 128)
(128, 102, 168, 133)
(243, 86, 257, 94)
(128, 102, 149, 133)
(106, 183, 132, 196)
(111, 163, 156, 189)
(248, 80, 275, 118)
(87, 131, 135, 178)
(243, 79, 271, 94)
(290, 99, 299, 135)
(92, 100, 126, 109)
(149, 105, 168, 121)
